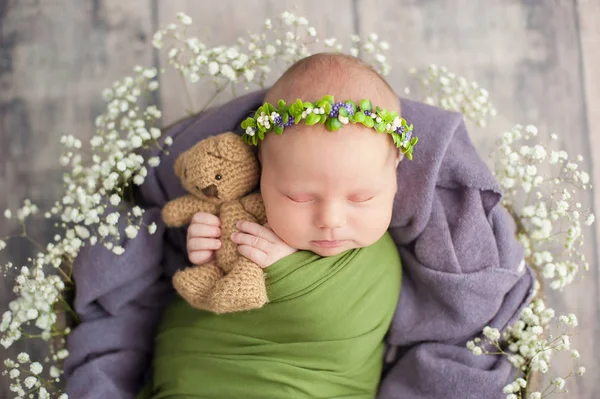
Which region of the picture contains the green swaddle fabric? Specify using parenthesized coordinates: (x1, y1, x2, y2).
(145, 232, 401, 399)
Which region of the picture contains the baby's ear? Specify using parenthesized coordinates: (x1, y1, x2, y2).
(217, 132, 248, 163)
(174, 152, 186, 178)
(395, 148, 404, 167)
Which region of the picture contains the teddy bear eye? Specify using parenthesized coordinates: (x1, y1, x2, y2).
(215, 174, 222, 181)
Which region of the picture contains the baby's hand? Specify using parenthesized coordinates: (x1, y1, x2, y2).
(187, 212, 221, 265)
(231, 220, 297, 269)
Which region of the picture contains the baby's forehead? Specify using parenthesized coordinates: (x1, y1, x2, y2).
(265, 60, 400, 114)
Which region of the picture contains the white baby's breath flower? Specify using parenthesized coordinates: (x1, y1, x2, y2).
(17, 353, 30, 363)
(109, 194, 121, 206)
(164, 137, 173, 146)
(112, 246, 125, 255)
(208, 62, 220, 76)
(148, 222, 158, 234)
(24, 376, 37, 389)
(125, 225, 138, 239)
(106, 212, 120, 226)
(4, 209, 12, 219)
(148, 157, 161, 167)
(30, 362, 43, 375)
(133, 175, 145, 185)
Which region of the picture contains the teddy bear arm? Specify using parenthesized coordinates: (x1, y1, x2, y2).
(162, 194, 218, 227)
(240, 193, 267, 225)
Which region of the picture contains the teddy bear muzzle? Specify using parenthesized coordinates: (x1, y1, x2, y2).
(200, 184, 219, 198)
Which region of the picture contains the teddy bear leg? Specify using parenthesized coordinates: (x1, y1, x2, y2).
(207, 258, 268, 314)
(172, 263, 224, 311)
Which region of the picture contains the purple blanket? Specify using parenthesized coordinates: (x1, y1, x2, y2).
(64, 90, 534, 399)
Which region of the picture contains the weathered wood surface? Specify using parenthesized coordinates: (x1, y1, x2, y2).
(1, 0, 598, 397)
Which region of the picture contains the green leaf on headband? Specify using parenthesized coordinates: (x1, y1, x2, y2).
(410, 137, 419, 146)
(354, 111, 366, 123)
(363, 117, 375, 128)
(274, 125, 283, 135)
(359, 99, 371, 111)
(258, 129, 265, 140)
(278, 99, 286, 109)
(320, 114, 327, 124)
(324, 102, 332, 115)
(323, 95, 334, 103)
(306, 113, 320, 125)
(303, 101, 313, 109)
(282, 113, 289, 125)
(339, 107, 349, 117)
(252, 135, 258, 146)
(241, 117, 256, 129)
(375, 122, 385, 133)
(326, 117, 342, 131)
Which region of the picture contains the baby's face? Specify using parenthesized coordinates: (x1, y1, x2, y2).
(259, 123, 400, 257)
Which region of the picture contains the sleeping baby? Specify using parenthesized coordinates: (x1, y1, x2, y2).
(138, 52, 411, 399)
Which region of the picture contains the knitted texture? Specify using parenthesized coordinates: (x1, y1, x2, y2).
(161, 132, 267, 314)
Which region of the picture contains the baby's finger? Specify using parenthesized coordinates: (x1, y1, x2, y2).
(191, 212, 221, 226)
(189, 250, 214, 265)
(237, 245, 268, 268)
(188, 237, 221, 251)
(236, 220, 279, 243)
(231, 232, 270, 252)
(188, 223, 221, 239)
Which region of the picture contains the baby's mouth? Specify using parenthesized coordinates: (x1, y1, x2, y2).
(198, 184, 219, 198)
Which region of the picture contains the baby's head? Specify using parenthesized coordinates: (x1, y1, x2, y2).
(258, 53, 402, 256)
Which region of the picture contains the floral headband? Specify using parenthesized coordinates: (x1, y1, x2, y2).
(240, 95, 418, 160)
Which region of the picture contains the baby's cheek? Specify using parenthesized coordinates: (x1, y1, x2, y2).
(267, 205, 308, 247)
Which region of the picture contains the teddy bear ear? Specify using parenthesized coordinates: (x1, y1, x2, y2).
(174, 152, 186, 178)
(216, 132, 249, 163)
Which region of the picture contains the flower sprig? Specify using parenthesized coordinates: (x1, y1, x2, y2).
(0, 64, 169, 396)
(410, 64, 497, 127)
(151, 11, 392, 114)
(468, 295, 585, 399)
(240, 95, 418, 159)
(494, 124, 594, 291)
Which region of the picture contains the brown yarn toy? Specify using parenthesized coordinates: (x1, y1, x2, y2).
(161, 132, 268, 314)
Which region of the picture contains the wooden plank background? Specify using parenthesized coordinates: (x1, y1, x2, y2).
(0, 0, 598, 397)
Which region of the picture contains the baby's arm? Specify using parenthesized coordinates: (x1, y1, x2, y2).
(162, 194, 218, 227)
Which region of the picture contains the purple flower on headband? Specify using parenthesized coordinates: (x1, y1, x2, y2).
(284, 115, 295, 127)
(273, 114, 283, 126)
(329, 102, 356, 118)
(329, 102, 343, 117)
(343, 102, 355, 116)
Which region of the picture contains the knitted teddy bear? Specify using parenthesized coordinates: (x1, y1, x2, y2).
(161, 132, 268, 314)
